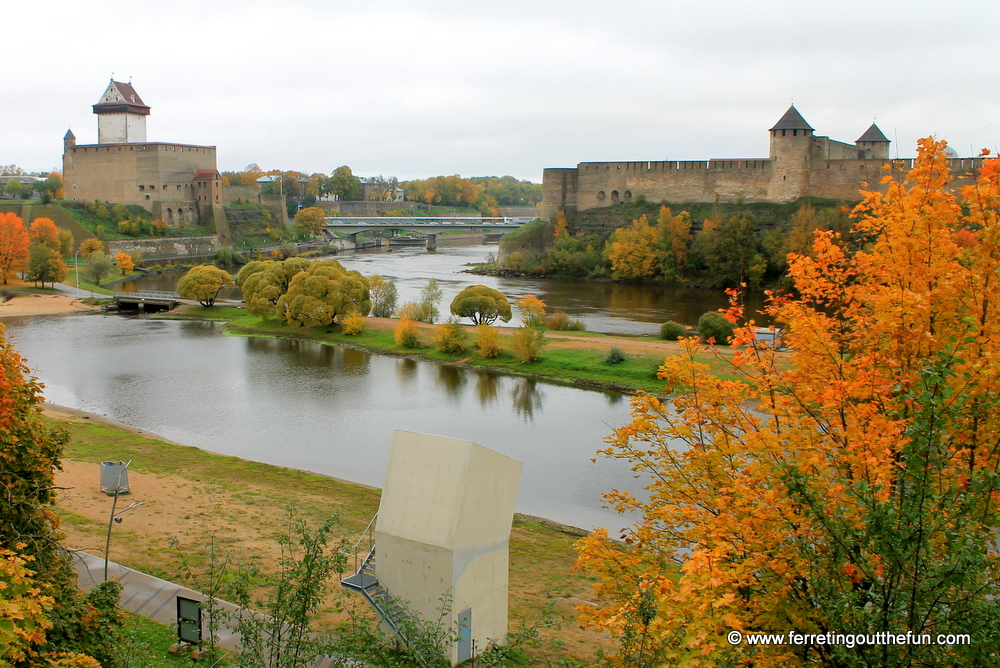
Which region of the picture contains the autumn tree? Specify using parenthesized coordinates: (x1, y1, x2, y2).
(29, 218, 60, 251)
(178, 265, 234, 307)
(28, 245, 67, 287)
(516, 294, 546, 327)
(293, 206, 327, 239)
(113, 252, 134, 275)
(324, 165, 362, 201)
(606, 214, 662, 280)
(0, 326, 118, 665)
(56, 229, 73, 258)
(276, 259, 370, 327)
(78, 238, 102, 258)
(576, 140, 1000, 666)
(236, 258, 310, 319)
(658, 206, 693, 279)
(553, 210, 568, 239)
(0, 212, 30, 284)
(368, 275, 398, 318)
(450, 285, 512, 325)
(81, 251, 112, 287)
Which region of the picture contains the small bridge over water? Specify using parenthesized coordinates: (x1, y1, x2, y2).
(114, 290, 181, 312)
(323, 216, 530, 249)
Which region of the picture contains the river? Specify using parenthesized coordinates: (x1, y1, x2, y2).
(5, 313, 644, 531)
(8, 241, 750, 531)
(122, 240, 770, 335)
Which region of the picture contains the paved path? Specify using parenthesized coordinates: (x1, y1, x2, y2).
(71, 550, 341, 666)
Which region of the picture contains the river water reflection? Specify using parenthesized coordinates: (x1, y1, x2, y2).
(5, 313, 643, 530)
(123, 241, 769, 335)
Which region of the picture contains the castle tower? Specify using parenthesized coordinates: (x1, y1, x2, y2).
(63, 128, 76, 151)
(93, 79, 150, 144)
(768, 105, 815, 201)
(856, 123, 890, 160)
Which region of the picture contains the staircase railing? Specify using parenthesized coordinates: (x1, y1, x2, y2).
(342, 512, 377, 581)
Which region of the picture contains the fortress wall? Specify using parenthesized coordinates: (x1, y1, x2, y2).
(573, 160, 774, 209)
(64, 143, 215, 210)
(108, 235, 219, 259)
(539, 167, 578, 220)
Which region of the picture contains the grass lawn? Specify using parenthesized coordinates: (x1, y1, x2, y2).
(158, 305, 739, 394)
(51, 414, 609, 665)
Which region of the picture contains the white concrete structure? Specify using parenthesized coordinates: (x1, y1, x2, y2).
(375, 430, 522, 665)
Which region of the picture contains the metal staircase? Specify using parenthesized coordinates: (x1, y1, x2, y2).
(340, 514, 439, 667)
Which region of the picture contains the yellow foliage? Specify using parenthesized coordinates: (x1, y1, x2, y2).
(509, 326, 546, 363)
(394, 317, 420, 348)
(577, 140, 1000, 665)
(473, 324, 503, 358)
(340, 313, 365, 335)
(113, 251, 134, 275)
(78, 238, 103, 258)
(516, 294, 546, 326)
(606, 214, 661, 280)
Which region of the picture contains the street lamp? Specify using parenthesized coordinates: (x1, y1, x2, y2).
(74, 250, 81, 294)
(104, 461, 143, 581)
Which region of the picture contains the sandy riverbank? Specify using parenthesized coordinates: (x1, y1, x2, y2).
(0, 292, 100, 318)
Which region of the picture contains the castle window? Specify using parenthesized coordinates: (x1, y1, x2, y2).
(139, 185, 145, 191)
(611, 190, 620, 203)
(597, 191, 606, 201)
(145, 195, 150, 200)
(163, 185, 167, 190)
(176, 185, 181, 190)
(149, 185, 155, 190)
(624, 191, 632, 202)
(72, 185, 77, 191)
(782, 130, 786, 136)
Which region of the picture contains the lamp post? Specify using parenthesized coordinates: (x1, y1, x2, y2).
(104, 462, 143, 581)
(74, 250, 81, 294)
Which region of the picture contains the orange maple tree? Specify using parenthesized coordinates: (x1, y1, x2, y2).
(576, 139, 1000, 666)
(0, 212, 30, 283)
(28, 217, 60, 252)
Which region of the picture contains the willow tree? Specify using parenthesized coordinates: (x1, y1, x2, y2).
(277, 259, 370, 327)
(236, 258, 311, 319)
(577, 140, 1000, 667)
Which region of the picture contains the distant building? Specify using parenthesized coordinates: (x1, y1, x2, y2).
(62, 79, 224, 229)
(540, 106, 986, 220)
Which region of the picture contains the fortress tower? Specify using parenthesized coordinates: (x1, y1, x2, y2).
(768, 105, 815, 201)
(94, 79, 150, 144)
(62, 80, 226, 234)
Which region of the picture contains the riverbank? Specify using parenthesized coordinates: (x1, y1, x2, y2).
(44, 403, 610, 663)
(0, 281, 102, 317)
(155, 304, 735, 394)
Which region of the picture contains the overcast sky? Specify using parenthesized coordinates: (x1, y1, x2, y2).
(5, 0, 997, 182)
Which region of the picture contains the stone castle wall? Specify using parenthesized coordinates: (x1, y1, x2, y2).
(64, 142, 216, 222)
(543, 154, 986, 222)
(108, 235, 219, 259)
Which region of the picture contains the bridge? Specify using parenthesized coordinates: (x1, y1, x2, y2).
(114, 290, 181, 312)
(323, 216, 530, 249)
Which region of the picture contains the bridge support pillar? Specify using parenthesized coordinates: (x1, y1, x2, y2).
(348, 233, 359, 248)
(426, 233, 437, 250)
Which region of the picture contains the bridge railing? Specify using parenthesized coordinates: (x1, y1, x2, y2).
(323, 216, 526, 227)
(114, 290, 181, 300)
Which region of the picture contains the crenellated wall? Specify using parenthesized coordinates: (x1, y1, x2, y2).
(541, 112, 985, 221)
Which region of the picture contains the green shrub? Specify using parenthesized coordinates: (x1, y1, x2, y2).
(697, 311, 735, 344)
(660, 320, 687, 340)
(341, 313, 365, 335)
(510, 326, 546, 363)
(394, 317, 420, 348)
(545, 310, 586, 331)
(432, 319, 468, 354)
(605, 346, 627, 364)
(474, 324, 503, 358)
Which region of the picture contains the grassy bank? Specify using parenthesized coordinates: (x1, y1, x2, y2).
(154, 305, 734, 394)
(50, 412, 610, 664)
